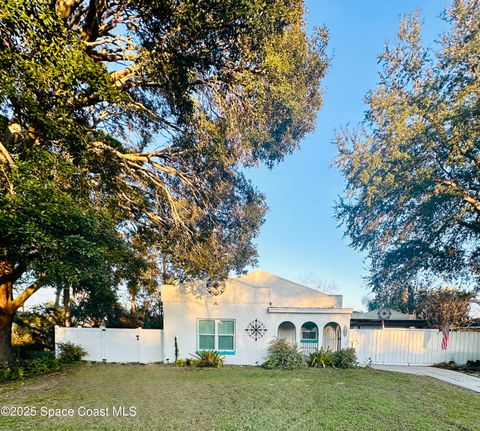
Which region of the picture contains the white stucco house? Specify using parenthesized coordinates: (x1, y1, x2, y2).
(55, 269, 480, 366)
(162, 270, 353, 365)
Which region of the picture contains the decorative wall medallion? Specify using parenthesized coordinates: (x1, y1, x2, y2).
(343, 325, 348, 337)
(245, 319, 267, 341)
(377, 308, 392, 320)
(206, 279, 226, 296)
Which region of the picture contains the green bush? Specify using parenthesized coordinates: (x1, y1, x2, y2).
(0, 366, 23, 382)
(465, 360, 480, 371)
(13, 304, 64, 352)
(434, 360, 458, 370)
(193, 350, 224, 368)
(262, 338, 305, 370)
(308, 347, 336, 368)
(175, 359, 186, 367)
(0, 355, 61, 383)
(57, 342, 86, 363)
(308, 348, 357, 369)
(332, 348, 357, 368)
(185, 358, 201, 367)
(435, 360, 480, 373)
(24, 354, 61, 374)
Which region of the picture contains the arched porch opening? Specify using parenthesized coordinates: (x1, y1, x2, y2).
(277, 321, 296, 344)
(323, 322, 341, 351)
(300, 321, 318, 353)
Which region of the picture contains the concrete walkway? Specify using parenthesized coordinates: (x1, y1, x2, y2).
(372, 365, 480, 394)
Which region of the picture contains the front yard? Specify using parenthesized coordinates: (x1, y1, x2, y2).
(0, 364, 479, 431)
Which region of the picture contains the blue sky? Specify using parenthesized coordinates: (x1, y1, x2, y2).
(29, 1, 452, 310)
(244, 0, 451, 311)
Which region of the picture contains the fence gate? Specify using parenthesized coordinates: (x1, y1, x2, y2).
(103, 328, 139, 362)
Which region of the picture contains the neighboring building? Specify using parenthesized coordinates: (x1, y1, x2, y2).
(162, 270, 353, 365)
(350, 309, 427, 329)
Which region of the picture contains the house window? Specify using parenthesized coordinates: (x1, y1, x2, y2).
(197, 319, 235, 353)
(301, 322, 318, 340)
(198, 320, 215, 350)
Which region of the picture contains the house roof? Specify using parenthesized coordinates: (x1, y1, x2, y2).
(234, 270, 329, 295)
(163, 270, 345, 309)
(232, 270, 343, 308)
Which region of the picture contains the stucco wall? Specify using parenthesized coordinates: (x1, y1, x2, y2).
(162, 272, 353, 365)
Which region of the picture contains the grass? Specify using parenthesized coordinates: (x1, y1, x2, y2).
(0, 364, 479, 431)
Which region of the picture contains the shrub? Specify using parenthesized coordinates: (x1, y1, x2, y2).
(308, 348, 357, 369)
(464, 360, 480, 372)
(175, 359, 186, 367)
(262, 338, 305, 370)
(0, 366, 23, 382)
(0, 355, 61, 383)
(185, 358, 201, 367)
(332, 348, 357, 368)
(193, 350, 224, 368)
(13, 304, 64, 352)
(57, 342, 86, 363)
(308, 347, 336, 368)
(25, 354, 61, 374)
(434, 360, 458, 370)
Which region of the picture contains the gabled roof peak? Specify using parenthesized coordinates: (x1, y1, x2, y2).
(235, 270, 330, 296)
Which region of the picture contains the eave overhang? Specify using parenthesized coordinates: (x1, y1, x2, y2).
(268, 307, 353, 314)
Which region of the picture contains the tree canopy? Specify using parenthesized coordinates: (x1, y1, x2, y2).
(415, 286, 477, 329)
(335, 0, 480, 301)
(0, 0, 328, 363)
(363, 283, 477, 329)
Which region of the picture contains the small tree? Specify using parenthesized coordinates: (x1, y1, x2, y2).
(415, 286, 477, 329)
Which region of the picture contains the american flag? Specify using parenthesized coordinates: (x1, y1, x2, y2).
(441, 324, 450, 350)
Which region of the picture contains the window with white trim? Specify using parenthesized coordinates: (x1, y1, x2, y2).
(198, 319, 235, 352)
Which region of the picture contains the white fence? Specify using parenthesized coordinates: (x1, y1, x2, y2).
(56, 326, 480, 366)
(350, 328, 480, 366)
(55, 326, 164, 363)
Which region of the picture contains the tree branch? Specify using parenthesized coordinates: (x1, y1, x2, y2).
(0, 141, 14, 166)
(13, 273, 47, 310)
(434, 178, 480, 212)
(0, 263, 26, 286)
(55, 0, 82, 22)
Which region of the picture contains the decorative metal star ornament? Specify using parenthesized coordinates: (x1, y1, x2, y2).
(206, 279, 226, 296)
(245, 319, 267, 341)
(377, 308, 392, 320)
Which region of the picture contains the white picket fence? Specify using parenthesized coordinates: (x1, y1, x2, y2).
(350, 328, 480, 366)
(55, 326, 164, 363)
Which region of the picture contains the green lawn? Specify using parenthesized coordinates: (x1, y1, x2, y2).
(1, 364, 479, 431)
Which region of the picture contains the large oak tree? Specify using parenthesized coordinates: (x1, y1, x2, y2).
(0, 0, 328, 363)
(335, 0, 479, 305)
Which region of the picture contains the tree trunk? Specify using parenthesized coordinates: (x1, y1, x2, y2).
(0, 259, 44, 365)
(130, 294, 137, 314)
(55, 288, 61, 307)
(0, 311, 14, 365)
(63, 287, 71, 327)
(0, 259, 15, 365)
